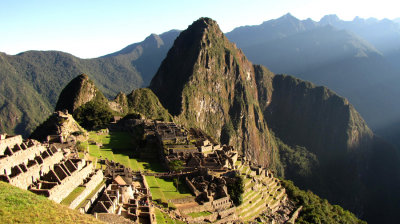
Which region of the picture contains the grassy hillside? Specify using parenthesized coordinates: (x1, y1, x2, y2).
(0, 181, 104, 224)
(280, 180, 366, 224)
(0, 30, 180, 137)
(126, 88, 172, 121)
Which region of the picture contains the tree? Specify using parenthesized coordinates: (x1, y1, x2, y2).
(227, 173, 244, 205)
(169, 160, 184, 192)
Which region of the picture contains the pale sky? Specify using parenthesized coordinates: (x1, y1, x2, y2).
(1, 0, 399, 58)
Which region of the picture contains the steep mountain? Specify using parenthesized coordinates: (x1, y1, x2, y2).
(226, 14, 400, 133)
(55, 74, 107, 113)
(0, 30, 179, 137)
(150, 18, 279, 167)
(150, 17, 400, 223)
(53, 74, 115, 130)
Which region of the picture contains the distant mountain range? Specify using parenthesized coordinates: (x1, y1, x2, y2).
(1, 13, 399, 151)
(226, 14, 400, 148)
(0, 30, 178, 136)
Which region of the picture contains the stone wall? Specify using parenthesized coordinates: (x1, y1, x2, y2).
(211, 196, 231, 210)
(79, 183, 106, 214)
(69, 169, 104, 209)
(187, 212, 218, 223)
(0, 135, 22, 154)
(7, 150, 64, 189)
(185, 177, 200, 196)
(0, 143, 48, 175)
(168, 196, 196, 204)
(180, 202, 213, 214)
(218, 206, 236, 218)
(48, 163, 94, 203)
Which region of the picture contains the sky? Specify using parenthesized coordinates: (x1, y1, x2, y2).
(1, 0, 399, 58)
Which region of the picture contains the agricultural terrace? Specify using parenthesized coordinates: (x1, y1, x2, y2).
(84, 130, 193, 209)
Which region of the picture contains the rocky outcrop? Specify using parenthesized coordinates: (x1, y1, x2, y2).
(55, 74, 107, 114)
(30, 110, 87, 142)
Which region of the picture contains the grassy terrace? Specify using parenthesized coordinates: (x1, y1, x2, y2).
(77, 180, 106, 209)
(85, 130, 193, 208)
(155, 208, 186, 224)
(60, 186, 85, 206)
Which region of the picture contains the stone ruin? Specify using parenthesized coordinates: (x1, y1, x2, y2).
(92, 161, 155, 224)
(148, 121, 238, 172)
(0, 133, 102, 204)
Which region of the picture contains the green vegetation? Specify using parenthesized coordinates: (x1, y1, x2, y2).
(145, 175, 192, 206)
(76, 141, 87, 152)
(85, 130, 192, 209)
(74, 100, 114, 130)
(87, 131, 137, 170)
(168, 160, 184, 191)
(60, 186, 86, 206)
(127, 88, 172, 121)
(226, 173, 244, 206)
(280, 180, 366, 224)
(0, 181, 104, 224)
(155, 207, 186, 224)
(273, 134, 318, 183)
(77, 180, 106, 209)
(0, 30, 180, 137)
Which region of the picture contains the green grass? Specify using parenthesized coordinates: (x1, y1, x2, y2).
(155, 208, 186, 224)
(77, 180, 106, 209)
(86, 131, 195, 209)
(145, 176, 193, 207)
(155, 208, 166, 223)
(187, 211, 212, 218)
(156, 178, 192, 200)
(0, 181, 105, 224)
(87, 131, 167, 173)
(60, 186, 86, 206)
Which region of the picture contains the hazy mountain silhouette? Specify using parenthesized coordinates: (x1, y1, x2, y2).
(226, 14, 400, 144)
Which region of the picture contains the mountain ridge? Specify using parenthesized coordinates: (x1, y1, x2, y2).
(150, 17, 400, 223)
(0, 30, 179, 137)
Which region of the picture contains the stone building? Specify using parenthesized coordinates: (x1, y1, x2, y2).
(93, 161, 155, 224)
(0, 133, 102, 204)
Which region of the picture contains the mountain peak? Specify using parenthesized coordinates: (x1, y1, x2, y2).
(186, 17, 221, 36)
(320, 14, 340, 25)
(143, 33, 164, 48)
(55, 73, 105, 113)
(277, 13, 298, 22)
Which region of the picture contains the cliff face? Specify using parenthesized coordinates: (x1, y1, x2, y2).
(55, 74, 107, 113)
(150, 18, 278, 167)
(261, 74, 373, 158)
